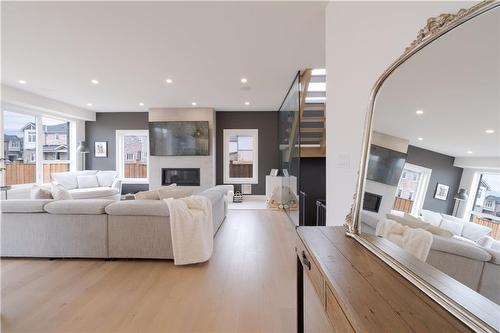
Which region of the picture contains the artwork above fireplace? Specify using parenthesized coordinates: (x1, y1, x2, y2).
(162, 168, 200, 186)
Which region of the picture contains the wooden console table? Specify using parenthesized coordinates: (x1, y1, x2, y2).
(296, 226, 471, 332)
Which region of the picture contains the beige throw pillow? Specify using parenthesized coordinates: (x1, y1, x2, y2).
(134, 189, 160, 200)
(386, 212, 453, 238)
(30, 185, 53, 199)
(157, 187, 192, 200)
(51, 183, 73, 200)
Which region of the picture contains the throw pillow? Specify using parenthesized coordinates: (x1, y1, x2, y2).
(96, 170, 117, 187)
(425, 225, 453, 238)
(51, 183, 73, 200)
(439, 218, 464, 236)
(461, 222, 491, 242)
(77, 175, 99, 189)
(30, 184, 53, 199)
(157, 187, 192, 200)
(420, 209, 443, 226)
(441, 214, 466, 225)
(135, 189, 160, 200)
(386, 213, 429, 229)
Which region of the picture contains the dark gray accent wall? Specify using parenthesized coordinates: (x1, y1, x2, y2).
(85, 112, 149, 193)
(215, 111, 279, 195)
(406, 145, 463, 215)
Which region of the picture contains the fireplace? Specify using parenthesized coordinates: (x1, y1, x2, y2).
(162, 168, 200, 186)
(363, 192, 382, 213)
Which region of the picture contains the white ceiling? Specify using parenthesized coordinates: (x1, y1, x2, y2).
(1, 1, 326, 112)
(373, 7, 500, 159)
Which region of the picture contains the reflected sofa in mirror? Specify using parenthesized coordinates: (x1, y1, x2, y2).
(351, 2, 500, 332)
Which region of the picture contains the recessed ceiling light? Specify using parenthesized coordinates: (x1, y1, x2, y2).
(245, 101, 250, 106)
(467, 150, 473, 154)
(139, 102, 145, 106)
(91, 79, 99, 85)
(166, 78, 173, 84)
(417, 137, 424, 141)
(240, 78, 248, 84)
(416, 110, 424, 115)
(485, 129, 495, 134)
(18, 79, 27, 85)
(87, 103, 93, 107)
(191, 102, 197, 106)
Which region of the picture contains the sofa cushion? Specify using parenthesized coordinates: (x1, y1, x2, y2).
(421, 209, 442, 226)
(30, 185, 53, 199)
(441, 214, 466, 224)
(432, 235, 491, 261)
(199, 189, 223, 204)
(484, 248, 500, 265)
(135, 189, 160, 200)
(51, 170, 98, 190)
(105, 200, 170, 216)
(44, 199, 115, 215)
(461, 222, 491, 242)
(1, 199, 54, 213)
(360, 211, 379, 230)
(439, 218, 464, 236)
(51, 184, 73, 200)
(77, 175, 99, 189)
(477, 236, 500, 251)
(69, 187, 119, 199)
(96, 170, 117, 187)
(386, 213, 452, 238)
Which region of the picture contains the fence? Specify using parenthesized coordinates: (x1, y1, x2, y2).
(393, 197, 414, 214)
(4, 162, 69, 185)
(125, 162, 147, 178)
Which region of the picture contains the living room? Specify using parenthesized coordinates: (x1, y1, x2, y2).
(1, 1, 499, 332)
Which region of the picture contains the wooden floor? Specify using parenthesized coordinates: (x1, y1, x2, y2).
(0, 210, 300, 333)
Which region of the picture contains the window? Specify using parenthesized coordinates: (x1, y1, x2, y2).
(116, 130, 149, 182)
(2, 110, 74, 186)
(223, 129, 258, 184)
(42, 117, 70, 183)
(2, 111, 37, 185)
(393, 163, 432, 215)
(472, 173, 500, 219)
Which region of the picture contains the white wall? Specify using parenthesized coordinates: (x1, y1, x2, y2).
(148, 108, 216, 192)
(325, 1, 474, 226)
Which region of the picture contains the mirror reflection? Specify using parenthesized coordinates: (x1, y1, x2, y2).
(360, 8, 500, 305)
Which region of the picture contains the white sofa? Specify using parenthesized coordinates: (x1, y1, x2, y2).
(51, 170, 122, 200)
(360, 210, 500, 304)
(0, 185, 231, 260)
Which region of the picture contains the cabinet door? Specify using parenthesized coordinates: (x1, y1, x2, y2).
(304, 272, 332, 332)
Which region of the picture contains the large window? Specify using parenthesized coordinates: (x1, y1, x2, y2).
(393, 163, 432, 215)
(472, 173, 500, 219)
(116, 130, 149, 183)
(2, 110, 73, 186)
(223, 129, 258, 184)
(42, 117, 70, 183)
(3, 111, 37, 185)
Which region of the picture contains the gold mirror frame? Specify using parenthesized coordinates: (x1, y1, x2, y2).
(345, 1, 499, 332)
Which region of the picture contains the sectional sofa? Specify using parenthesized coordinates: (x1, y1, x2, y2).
(0, 185, 231, 260)
(361, 210, 500, 304)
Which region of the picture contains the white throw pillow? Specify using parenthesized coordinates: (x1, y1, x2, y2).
(439, 218, 464, 236)
(30, 185, 53, 199)
(77, 175, 99, 189)
(96, 171, 117, 187)
(461, 222, 491, 242)
(51, 172, 78, 190)
(157, 187, 192, 200)
(420, 209, 442, 226)
(441, 214, 466, 224)
(51, 183, 73, 200)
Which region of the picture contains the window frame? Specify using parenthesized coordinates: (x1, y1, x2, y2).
(223, 129, 259, 185)
(2, 109, 76, 188)
(115, 129, 149, 184)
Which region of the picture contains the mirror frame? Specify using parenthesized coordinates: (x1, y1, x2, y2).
(344, 1, 500, 332)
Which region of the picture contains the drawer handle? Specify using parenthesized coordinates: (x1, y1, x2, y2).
(302, 251, 311, 270)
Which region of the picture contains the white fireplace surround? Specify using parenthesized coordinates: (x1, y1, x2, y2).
(148, 108, 216, 192)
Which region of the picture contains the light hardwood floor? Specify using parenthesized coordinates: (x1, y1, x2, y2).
(1, 210, 300, 333)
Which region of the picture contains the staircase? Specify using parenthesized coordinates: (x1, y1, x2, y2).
(300, 69, 326, 158)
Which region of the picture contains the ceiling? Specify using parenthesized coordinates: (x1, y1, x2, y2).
(1, 1, 326, 112)
(373, 7, 500, 159)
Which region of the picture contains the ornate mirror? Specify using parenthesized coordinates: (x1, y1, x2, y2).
(348, 1, 500, 331)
